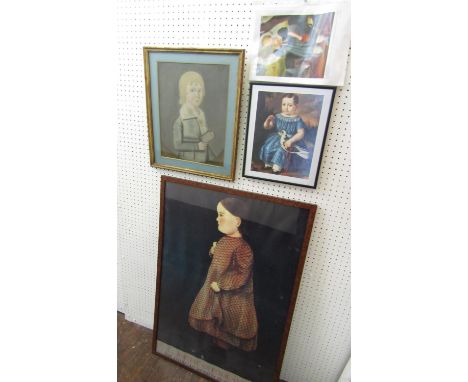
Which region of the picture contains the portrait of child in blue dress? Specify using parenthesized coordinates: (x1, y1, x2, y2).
(244, 84, 335, 187)
(252, 92, 320, 178)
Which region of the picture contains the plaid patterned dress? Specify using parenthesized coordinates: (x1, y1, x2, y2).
(188, 236, 258, 351)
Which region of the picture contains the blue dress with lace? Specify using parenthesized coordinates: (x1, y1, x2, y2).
(259, 113, 307, 170)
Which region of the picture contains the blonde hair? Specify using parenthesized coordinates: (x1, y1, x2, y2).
(178, 71, 205, 104)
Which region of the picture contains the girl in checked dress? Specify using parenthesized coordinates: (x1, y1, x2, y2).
(188, 198, 258, 351)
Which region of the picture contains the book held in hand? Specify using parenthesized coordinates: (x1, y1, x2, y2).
(181, 117, 200, 143)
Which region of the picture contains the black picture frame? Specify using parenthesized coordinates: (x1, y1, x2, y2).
(243, 82, 335, 188)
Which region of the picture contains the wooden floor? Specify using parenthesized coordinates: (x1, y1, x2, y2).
(118, 312, 209, 382)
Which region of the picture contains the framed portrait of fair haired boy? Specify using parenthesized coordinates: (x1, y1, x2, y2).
(153, 176, 317, 382)
(243, 83, 335, 188)
(143, 47, 244, 180)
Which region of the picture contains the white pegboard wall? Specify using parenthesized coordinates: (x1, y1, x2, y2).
(117, 1, 350, 381)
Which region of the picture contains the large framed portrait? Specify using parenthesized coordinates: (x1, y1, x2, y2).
(153, 176, 317, 382)
(249, 2, 350, 86)
(143, 48, 245, 180)
(243, 83, 335, 188)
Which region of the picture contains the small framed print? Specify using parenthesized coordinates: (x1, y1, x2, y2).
(143, 47, 244, 180)
(153, 176, 317, 382)
(249, 2, 350, 86)
(243, 83, 335, 188)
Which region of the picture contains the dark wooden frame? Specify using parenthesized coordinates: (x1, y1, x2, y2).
(152, 176, 317, 382)
(242, 82, 336, 189)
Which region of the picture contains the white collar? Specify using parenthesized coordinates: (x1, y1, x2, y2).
(180, 103, 204, 120)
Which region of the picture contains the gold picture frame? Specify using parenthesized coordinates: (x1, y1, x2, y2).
(143, 47, 245, 180)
